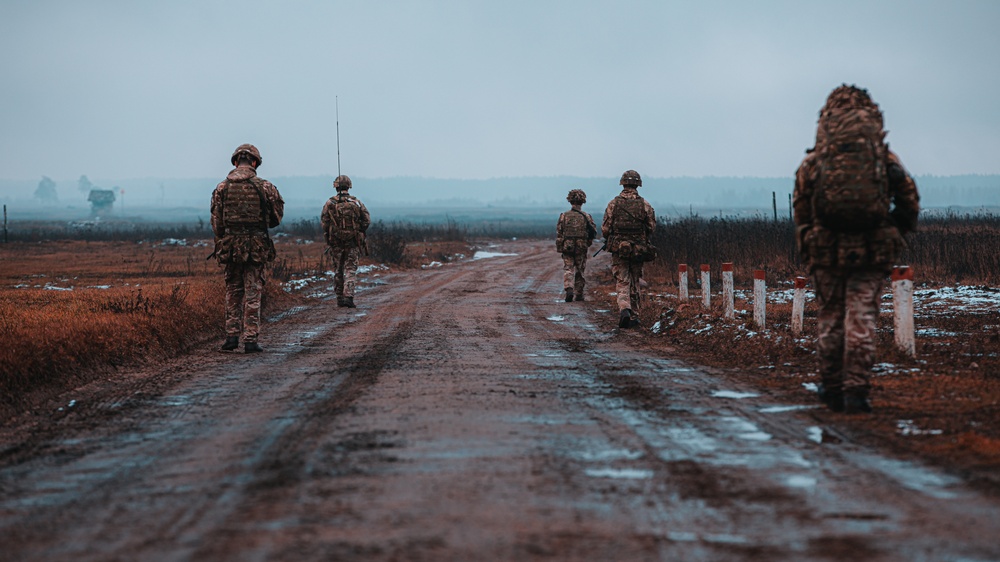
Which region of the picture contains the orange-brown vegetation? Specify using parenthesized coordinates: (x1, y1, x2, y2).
(0, 239, 323, 413)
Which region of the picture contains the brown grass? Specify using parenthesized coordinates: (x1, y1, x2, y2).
(0, 239, 322, 412)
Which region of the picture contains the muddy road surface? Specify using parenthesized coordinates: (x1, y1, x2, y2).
(2, 240, 999, 561)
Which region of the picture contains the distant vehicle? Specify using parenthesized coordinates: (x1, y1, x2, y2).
(87, 189, 116, 215)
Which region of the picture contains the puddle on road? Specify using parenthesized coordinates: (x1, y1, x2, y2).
(785, 474, 818, 488)
(711, 390, 759, 399)
(267, 306, 308, 322)
(807, 426, 824, 443)
(585, 467, 654, 479)
(759, 405, 820, 413)
(573, 448, 644, 462)
(866, 457, 963, 500)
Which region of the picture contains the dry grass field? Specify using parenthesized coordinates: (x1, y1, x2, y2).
(0, 238, 318, 412)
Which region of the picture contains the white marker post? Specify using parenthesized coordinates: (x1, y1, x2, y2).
(678, 264, 688, 303)
(892, 266, 915, 357)
(701, 264, 711, 309)
(791, 276, 807, 335)
(753, 269, 766, 329)
(722, 262, 734, 319)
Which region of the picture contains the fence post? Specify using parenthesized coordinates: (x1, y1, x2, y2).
(892, 266, 915, 357)
(753, 269, 766, 329)
(722, 262, 734, 319)
(791, 276, 806, 335)
(678, 264, 688, 303)
(701, 264, 711, 309)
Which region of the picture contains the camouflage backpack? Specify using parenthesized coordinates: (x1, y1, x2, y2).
(328, 193, 363, 242)
(812, 104, 890, 232)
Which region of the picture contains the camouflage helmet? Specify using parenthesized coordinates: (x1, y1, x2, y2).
(333, 175, 352, 190)
(566, 189, 587, 204)
(620, 169, 642, 187)
(230, 143, 262, 167)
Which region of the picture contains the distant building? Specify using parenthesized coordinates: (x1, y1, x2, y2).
(87, 189, 116, 215)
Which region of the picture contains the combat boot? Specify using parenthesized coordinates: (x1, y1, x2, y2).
(220, 336, 240, 352)
(619, 309, 632, 329)
(817, 384, 845, 412)
(574, 293, 584, 302)
(244, 341, 263, 353)
(337, 296, 347, 307)
(565, 288, 574, 302)
(344, 296, 356, 308)
(843, 393, 873, 414)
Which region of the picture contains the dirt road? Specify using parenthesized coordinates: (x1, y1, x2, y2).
(1, 240, 998, 561)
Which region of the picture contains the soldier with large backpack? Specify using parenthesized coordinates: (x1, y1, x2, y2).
(794, 85, 920, 414)
(321, 175, 371, 308)
(210, 143, 284, 353)
(556, 189, 598, 302)
(602, 170, 657, 329)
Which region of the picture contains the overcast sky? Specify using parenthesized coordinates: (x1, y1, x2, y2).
(2, 0, 998, 182)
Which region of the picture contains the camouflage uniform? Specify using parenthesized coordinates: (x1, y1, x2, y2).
(321, 176, 371, 307)
(793, 85, 920, 411)
(556, 189, 597, 301)
(602, 171, 656, 327)
(210, 144, 284, 349)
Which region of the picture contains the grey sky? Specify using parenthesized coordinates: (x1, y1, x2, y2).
(2, 0, 998, 182)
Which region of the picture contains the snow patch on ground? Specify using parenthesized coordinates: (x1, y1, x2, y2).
(897, 419, 944, 436)
(471, 251, 517, 260)
(711, 390, 759, 400)
(584, 468, 654, 479)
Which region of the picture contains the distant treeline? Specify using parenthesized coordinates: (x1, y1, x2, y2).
(3, 174, 998, 211)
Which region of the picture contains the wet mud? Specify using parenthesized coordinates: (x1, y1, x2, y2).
(1, 240, 999, 561)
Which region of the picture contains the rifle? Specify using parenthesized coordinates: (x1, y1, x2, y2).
(206, 237, 220, 261)
(593, 240, 607, 257)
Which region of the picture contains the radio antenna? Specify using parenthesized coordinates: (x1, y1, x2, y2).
(336, 96, 341, 176)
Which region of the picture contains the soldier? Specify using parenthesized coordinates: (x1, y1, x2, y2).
(794, 85, 920, 413)
(210, 144, 284, 353)
(602, 170, 656, 329)
(556, 189, 597, 302)
(321, 175, 371, 308)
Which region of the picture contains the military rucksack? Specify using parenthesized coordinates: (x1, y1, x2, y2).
(812, 106, 890, 232)
(328, 194, 363, 242)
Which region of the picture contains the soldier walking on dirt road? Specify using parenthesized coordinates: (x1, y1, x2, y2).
(556, 189, 597, 302)
(602, 170, 656, 329)
(210, 144, 285, 353)
(794, 85, 920, 413)
(321, 175, 371, 308)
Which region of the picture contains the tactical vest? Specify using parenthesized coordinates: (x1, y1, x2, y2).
(562, 210, 590, 239)
(612, 196, 648, 235)
(328, 194, 362, 242)
(813, 107, 890, 232)
(222, 179, 266, 231)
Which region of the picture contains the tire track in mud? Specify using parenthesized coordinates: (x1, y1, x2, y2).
(519, 261, 1000, 560)
(2, 241, 1000, 561)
